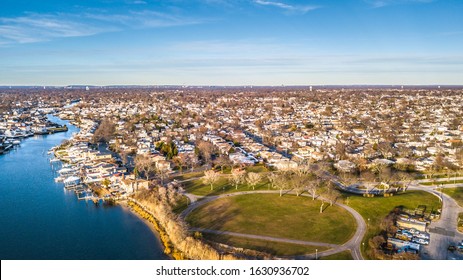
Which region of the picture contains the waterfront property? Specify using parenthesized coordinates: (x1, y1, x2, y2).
(0, 116, 167, 260)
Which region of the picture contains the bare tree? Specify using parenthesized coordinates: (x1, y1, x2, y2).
(324, 182, 340, 206)
(173, 154, 187, 174)
(203, 170, 220, 191)
(229, 168, 246, 190)
(338, 172, 358, 188)
(246, 172, 261, 190)
(320, 200, 325, 214)
(135, 154, 154, 180)
(156, 164, 170, 186)
(272, 173, 290, 197)
(306, 177, 321, 200)
(214, 155, 232, 173)
(290, 173, 308, 196)
(267, 172, 278, 190)
(197, 141, 215, 165)
(93, 118, 116, 143)
(188, 153, 200, 171)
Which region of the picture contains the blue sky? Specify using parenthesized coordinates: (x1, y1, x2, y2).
(1, 0, 462, 85)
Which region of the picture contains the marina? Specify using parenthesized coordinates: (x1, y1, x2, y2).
(0, 115, 167, 260)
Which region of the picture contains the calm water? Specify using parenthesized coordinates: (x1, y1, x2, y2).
(0, 116, 167, 260)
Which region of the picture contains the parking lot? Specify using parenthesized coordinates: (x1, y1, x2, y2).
(421, 227, 463, 260)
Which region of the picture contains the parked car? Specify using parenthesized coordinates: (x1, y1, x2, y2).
(413, 238, 429, 245)
(416, 233, 430, 240)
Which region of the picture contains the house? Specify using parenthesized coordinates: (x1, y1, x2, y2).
(121, 178, 150, 193)
(273, 159, 298, 170)
(334, 160, 357, 173)
(397, 217, 428, 232)
(156, 160, 172, 171)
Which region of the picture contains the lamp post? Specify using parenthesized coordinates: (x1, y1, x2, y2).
(315, 249, 318, 260)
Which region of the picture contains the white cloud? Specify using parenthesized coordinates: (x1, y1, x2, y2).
(0, 10, 201, 44)
(365, 0, 435, 8)
(0, 14, 106, 44)
(253, 0, 319, 14)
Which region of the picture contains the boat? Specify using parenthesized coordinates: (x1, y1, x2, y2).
(64, 176, 81, 186)
(58, 168, 77, 177)
(12, 140, 21, 145)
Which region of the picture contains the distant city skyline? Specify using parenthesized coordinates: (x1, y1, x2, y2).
(1, 0, 462, 85)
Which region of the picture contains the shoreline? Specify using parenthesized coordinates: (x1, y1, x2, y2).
(118, 200, 172, 260)
(123, 199, 186, 259)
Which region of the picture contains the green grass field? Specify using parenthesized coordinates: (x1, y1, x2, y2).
(172, 195, 189, 214)
(319, 250, 354, 260)
(245, 164, 269, 173)
(186, 193, 357, 245)
(171, 171, 204, 181)
(182, 175, 272, 196)
(202, 233, 328, 256)
(442, 188, 463, 207)
(344, 191, 441, 259)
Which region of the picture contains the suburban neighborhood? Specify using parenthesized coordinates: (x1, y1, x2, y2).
(1, 87, 463, 260)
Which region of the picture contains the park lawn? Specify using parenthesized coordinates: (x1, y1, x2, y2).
(344, 191, 441, 259)
(421, 180, 463, 186)
(186, 193, 356, 245)
(245, 164, 269, 173)
(172, 195, 189, 215)
(442, 188, 463, 207)
(319, 250, 354, 260)
(202, 233, 329, 256)
(172, 171, 204, 181)
(182, 175, 273, 196)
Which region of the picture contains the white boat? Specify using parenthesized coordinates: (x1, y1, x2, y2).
(58, 168, 77, 176)
(12, 140, 21, 145)
(50, 158, 60, 163)
(64, 176, 81, 186)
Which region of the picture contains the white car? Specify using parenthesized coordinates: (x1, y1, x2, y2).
(416, 233, 430, 240)
(413, 238, 429, 245)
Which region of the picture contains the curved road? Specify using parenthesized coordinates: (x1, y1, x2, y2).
(181, 190, 366, 260)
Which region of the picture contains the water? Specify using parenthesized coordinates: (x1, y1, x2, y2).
(0, 116, 167, 260)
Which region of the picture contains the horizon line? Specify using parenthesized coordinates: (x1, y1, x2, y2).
(1, 84, 463, 88)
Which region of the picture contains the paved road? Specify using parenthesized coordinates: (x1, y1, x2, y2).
(181, 190, 366, 260)
(416, 176, 463, 183)
(409, 184, 463, 260)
